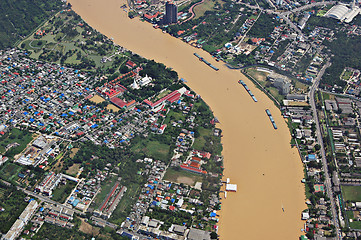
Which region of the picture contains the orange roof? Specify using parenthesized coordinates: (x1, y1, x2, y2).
(190, 162, 200, 168)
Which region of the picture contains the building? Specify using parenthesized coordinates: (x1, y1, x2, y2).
(165, 2, 178, 24)
(35, 171, 62, 196)
(267, 72, 291, 95)
(187, 228, 211, 240)
(325, 0, 360, 23)
(2, 200, 38, 240)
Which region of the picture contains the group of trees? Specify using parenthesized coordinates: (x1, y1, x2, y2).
(65, 141, 144, 184)
(322, 32, 361, 89)
(0, 0, 63, 49)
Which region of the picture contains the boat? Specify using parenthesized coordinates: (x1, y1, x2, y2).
(265, 109, 277, 129)
(238, 80, 257, 102)
(193, 53, 219, 71)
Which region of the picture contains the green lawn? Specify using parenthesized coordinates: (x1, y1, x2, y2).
(163, 109, 185, 125)
(193, 127, 212, 150)
(193, 0, 216, 19)
(0, 162, 23, 182)
(350, 221, 361, 230)
(52, 181, 76, 203)
(0, 128, 34, 158)
(130, 139, 171, 161)
(342, 185, 361, 202)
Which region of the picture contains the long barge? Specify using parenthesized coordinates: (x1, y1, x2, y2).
(265, 109, 277, 129)
(238, 80, 258, 102)
(193, 53, 219, 71)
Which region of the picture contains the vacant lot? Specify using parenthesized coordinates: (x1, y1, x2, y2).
(79, 218, 99, 235)
(164, 167, 203, 186)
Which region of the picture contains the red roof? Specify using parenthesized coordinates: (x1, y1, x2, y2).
(169, 206, 175, 211)
(111, 97, 127, 108)
(126, 60, 137, 68)
(143, 90, 181, 108)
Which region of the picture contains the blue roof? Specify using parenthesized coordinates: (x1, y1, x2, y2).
(308, 154, 316, 160)
(210, 212, 217, 217)
(91, 124, 98, 128)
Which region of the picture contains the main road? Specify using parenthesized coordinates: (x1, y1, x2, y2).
(309, 61, 342, 239)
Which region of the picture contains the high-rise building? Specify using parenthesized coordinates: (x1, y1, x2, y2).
(165, 1, 177, 24)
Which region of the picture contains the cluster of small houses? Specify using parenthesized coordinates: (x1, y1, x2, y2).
(2, 198, 75, 240)
(284, 93, 361, 238)
(119, 158, 218, 240)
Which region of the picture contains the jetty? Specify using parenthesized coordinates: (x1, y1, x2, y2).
(222, 178, 237, 193)
(238, 80, 257, 102)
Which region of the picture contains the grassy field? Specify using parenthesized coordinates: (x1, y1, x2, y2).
(164, 167, 203, 186)
(131, 139, 171, 161)
(350, 221, 361, 230)
(342, 185, 361, 202)
(342, 69, 353, 81)
(0, 162, 23, 182)
(193, 127, 212, 150)
(0, 128, 34, 158)
(109, 182, 141, 225)
(52, 181, 77, 203)
(193, 0, 216, 19)
(246, 68, 269, 84)
(163, 109, 186, 125)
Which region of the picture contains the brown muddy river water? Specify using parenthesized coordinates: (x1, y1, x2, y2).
(68, 0, 306, 238)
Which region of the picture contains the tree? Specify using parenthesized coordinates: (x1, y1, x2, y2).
(210, 232, 218, 239)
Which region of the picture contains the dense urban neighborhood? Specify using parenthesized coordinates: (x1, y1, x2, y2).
(2, 0, 361, 239)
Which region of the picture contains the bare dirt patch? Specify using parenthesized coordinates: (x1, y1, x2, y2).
(69, 148, 79, 158)
(106, 104, 120, 112)
(177, 176, 195, 186)
(79, 218, 100, 236)
(89, 95, 105, 104)
(66, 163, 81, 176)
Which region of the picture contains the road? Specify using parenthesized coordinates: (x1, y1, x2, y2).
(309, 61, 342, 239)
(17, 187, 86, 216)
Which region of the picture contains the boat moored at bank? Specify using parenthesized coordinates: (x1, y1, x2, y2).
(265, 109, 277, 129)
(238, 80, 257, 102)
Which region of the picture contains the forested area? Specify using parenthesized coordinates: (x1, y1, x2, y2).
(64, 141, 144, 184)
(322, 33, 361, 89)
(0, 0, 63, 49)
(0, 183, 27, 234)
(248, 13, 277, 38)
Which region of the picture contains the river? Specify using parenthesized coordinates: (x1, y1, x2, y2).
(68, 0, 306, 238)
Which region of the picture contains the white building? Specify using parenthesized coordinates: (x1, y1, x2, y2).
(325, 0, 360, 23)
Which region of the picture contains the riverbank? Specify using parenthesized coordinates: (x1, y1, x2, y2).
(68, 0, 306, 239)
